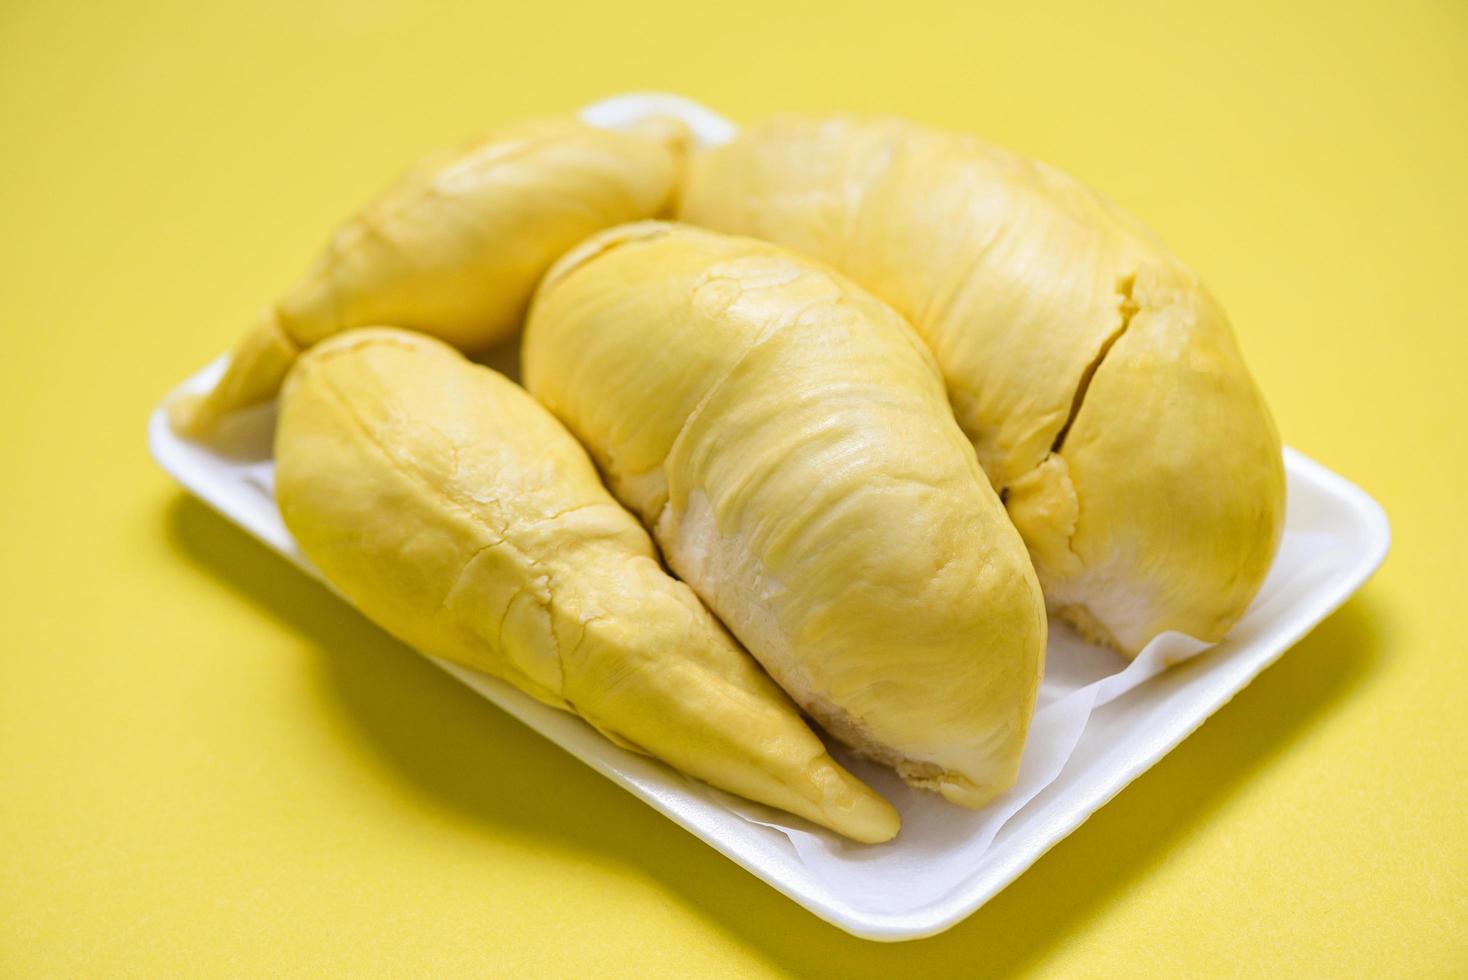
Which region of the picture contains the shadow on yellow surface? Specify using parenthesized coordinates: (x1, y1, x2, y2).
(163, 492, 1384, 975)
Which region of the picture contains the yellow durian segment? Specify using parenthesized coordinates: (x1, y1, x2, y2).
(275, 327, 897, 844)
(679, 116, 1285, 655)
(171, 116, 686, 438)
(524, 223, 1046, 809)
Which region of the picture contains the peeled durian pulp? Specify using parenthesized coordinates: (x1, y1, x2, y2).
(523, 222, 1046, 809)
(170, 116, 687, 439)
(679, 116, 1285, 655)
(273, 327, 898, 844)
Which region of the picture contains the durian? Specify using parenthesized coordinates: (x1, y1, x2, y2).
(679, 115, 1285, 654)
(523, 222, 1046, 808)
(274, 327, 898, 843)
(171, 116, 685, 438)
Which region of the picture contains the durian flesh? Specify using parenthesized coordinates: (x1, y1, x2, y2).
(274, 327, 898, 844)
(679, 116, 1286, 655)
(523, 222, 1047, 809)
(171, 116, 687, 439)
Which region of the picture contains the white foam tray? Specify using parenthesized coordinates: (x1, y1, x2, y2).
(149, 93, 1390, 941)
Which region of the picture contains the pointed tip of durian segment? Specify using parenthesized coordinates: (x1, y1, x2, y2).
(806, 759, 901, 844)
(168, 309, 300, 442)
(163, 389, 209, 438)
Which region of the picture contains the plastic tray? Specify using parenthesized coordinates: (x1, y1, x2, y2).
(149, 93, 1390, 941)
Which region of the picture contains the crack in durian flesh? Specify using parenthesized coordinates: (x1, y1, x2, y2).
(1004, 274, 1141, 654)
(1050, 274, 1138, 456)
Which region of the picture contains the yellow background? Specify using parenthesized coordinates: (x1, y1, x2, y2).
(2, 0, 1465, 974)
